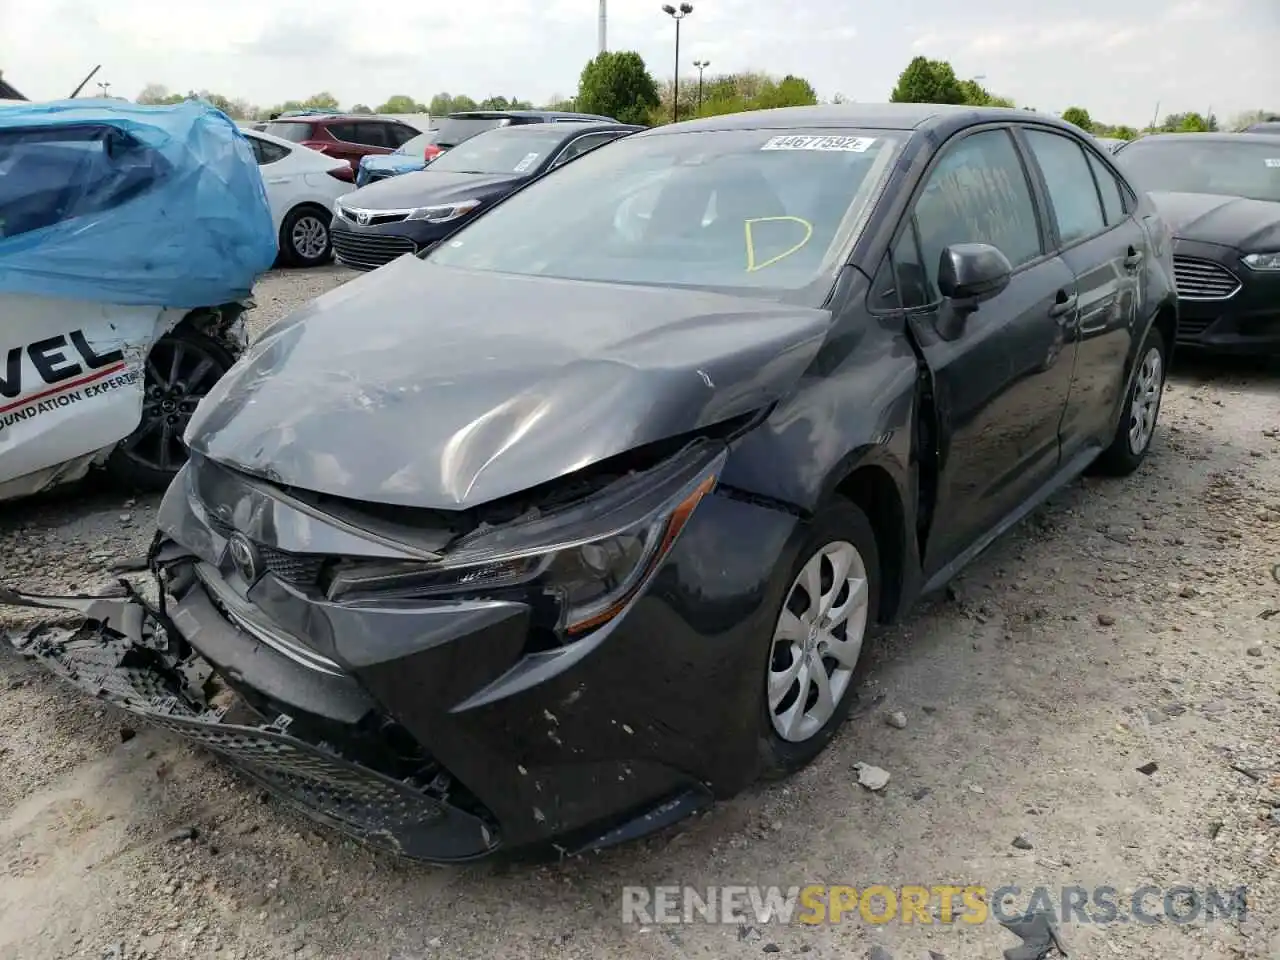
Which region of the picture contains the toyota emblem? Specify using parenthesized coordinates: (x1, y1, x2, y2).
(227, 533, 260, 583)
(356, 211, 370, 225)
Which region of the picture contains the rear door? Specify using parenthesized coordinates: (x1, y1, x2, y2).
(892, 126, 1079, 578)
(1018, 127, 1146, 458)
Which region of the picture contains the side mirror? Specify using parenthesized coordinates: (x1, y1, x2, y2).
(933, 243, 1012, 341)
(937, 243, 1013, 303)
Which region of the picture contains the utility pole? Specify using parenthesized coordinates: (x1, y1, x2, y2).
(598, 0, 607, 54)
(693, 59, 710, 114)
(661, 4, 693, 123)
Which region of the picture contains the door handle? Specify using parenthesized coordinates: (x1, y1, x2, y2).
(1123, 248, 1144, 270)
(1049, 291, 1078, 318)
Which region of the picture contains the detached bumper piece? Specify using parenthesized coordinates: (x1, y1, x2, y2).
(2, 594, 497, 862)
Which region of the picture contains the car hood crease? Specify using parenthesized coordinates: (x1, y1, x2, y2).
(186, 258, 833, 510)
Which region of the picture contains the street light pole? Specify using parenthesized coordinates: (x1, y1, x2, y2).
(96, 81, 111, 98)
(693, 59, 709, 114)
(661, 3, 693, 123)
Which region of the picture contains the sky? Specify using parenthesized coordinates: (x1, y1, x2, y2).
(1, 0, 1277, 127)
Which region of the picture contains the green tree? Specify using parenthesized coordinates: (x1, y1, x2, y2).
(889, 56, 965, 104)
(349, 103, 374, 114)
(1061, 106, 1093, 132)
(542, 94, 577, 111)
(136, 83, 183, 105)
(577, 50, 660, 125)
(1112, 125, 1138, 140)
(302, 91, 340, 111)
(377, 95, 424, 113)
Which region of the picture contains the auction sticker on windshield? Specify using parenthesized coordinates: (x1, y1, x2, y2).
(514, 152, 540, 173)
(761, 135, 876, 152)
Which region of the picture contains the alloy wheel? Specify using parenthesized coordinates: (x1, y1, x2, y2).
(1127, 345, 1163, 455)
(291, 215, 329, 261)
(768, 540, 870, 743)
(118, 337, 227, 474)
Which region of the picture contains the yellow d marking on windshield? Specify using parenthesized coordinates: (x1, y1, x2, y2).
(744, 216, 813, 272)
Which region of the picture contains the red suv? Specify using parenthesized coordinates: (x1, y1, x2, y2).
(261, 115, 422, 171)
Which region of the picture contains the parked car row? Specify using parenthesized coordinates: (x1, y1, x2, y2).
(357, 109, 618, 185)
(333, 121, 642, 269)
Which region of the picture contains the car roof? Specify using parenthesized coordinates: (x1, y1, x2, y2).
(1121, 131, 1280, 145)
(268, 114, 413, 125)
(242, 127, 310, 150)
(445, 109, 616, 122)
(632, 102, 1085, 139)
(476, 120, 643, 137)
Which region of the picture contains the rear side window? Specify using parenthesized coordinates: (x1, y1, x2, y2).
(325, 123, 361, 144)
(912, 128, 1043, 297)
(1086, 151, 1127, 226)
(248, 137, 290, 165)
(554, 131, 624, 166)
(263, 122, 312, 142)
(384, 124, 418, 147)
(1024, 129, 1106, 244)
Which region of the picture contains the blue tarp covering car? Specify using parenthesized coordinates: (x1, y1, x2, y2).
(0, 98, 276, 307)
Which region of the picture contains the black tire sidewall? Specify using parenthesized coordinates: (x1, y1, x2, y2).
(281, 207, 332, 268)
(757, 497, 881, 780)
(1094, 324, 1168, 476)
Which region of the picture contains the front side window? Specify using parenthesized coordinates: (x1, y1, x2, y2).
(1115, 138, 1280, 203)
(1024, 129, 1106, 244)
(428, 129, 903, 303)
(912, 129, 1043, 298)
(553, 132, 625, 167)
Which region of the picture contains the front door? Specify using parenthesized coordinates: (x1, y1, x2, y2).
(893, 127, 1079, 579)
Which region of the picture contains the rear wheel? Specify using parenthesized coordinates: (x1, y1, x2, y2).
(1092, 325, 1167, 476)
(104, 328, 237, 491)
(279, 205, 332, 267)
(758, 498, 880, 780)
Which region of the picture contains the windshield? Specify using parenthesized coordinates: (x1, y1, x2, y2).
(395, 132, 433, 155)
(426, 127, 570, 175)
(263, 122, 312, 143)
(430, 116, 512, 148)
(428, 128, 902, 302)
(1116, 139, 1280, 203)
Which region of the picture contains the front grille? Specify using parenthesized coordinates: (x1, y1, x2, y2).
(332, 230, 417, 270)
(205, 518, 325, 587)
(259, 545, 325, 585)
(1177, 316, 1215, 338)
(336, 207, 408, 226)
(1172, 256, 1242, 301)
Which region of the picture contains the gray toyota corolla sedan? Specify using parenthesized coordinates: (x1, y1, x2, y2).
(4, 103, 1176, 864)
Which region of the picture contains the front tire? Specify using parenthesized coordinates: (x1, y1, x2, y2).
(104, 328, 237, 492)
(1093, 325, 1167, 477)
(758, 498, 880, 780)
(279, 206, 333, 268)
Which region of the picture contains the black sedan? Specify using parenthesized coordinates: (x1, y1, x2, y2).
(1115, 132, 1280, 354)
(3, 104, 1176, 863)
(331, 121, 643, 270)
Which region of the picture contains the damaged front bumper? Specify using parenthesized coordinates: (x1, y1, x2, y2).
(0, 448, 800, 862)
(0, 582, 497, 861)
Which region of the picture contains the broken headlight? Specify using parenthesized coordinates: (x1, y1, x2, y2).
(327, 443, 727, 636)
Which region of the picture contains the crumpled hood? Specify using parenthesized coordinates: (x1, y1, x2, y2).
(186, 258, 833, 510)
(1148, 191, 1280, 250)
(341, 169, 523, 210)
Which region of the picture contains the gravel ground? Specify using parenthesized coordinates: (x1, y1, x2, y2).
(1, 265, 1278, 960)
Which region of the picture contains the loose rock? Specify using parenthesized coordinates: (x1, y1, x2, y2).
(854, 763, 891, 791)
